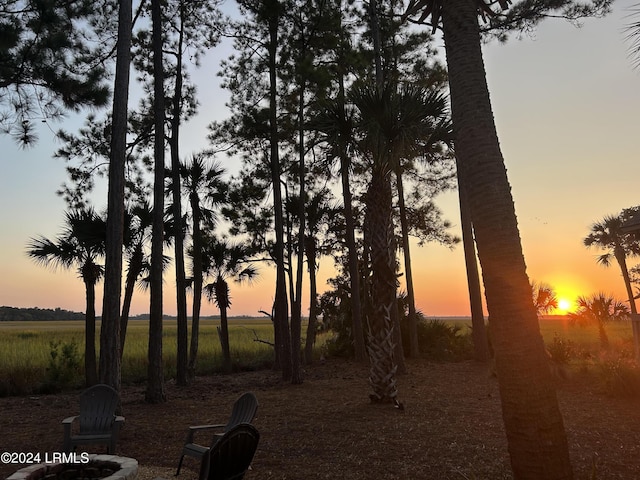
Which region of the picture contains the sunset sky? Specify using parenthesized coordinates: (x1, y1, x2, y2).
(1, 1, 639, 318)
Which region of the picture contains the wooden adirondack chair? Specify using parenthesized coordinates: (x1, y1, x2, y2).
(62, 384, 125, 453)
(176, 392, 258, 476)
(199, 423, 260, 480)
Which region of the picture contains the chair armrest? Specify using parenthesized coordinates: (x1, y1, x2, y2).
(114, 416, 125, 430)
(185, 424, 225, 443)
(62, 416, 79, 453)
(62, 416, 79, 425)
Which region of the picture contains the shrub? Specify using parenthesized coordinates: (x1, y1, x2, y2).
(596, 352, 640, 398)
(40, 340, 82, 392)
(546, 334, 577, 365)
(407, 319, 474, 361)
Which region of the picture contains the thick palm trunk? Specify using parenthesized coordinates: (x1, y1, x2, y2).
(99, 0, 131, 391)
(304, 236, 319, 364)
(146, 0, 166, 404)
(120, 243, 143, 356)
(365, 164, 399, 405)
(83, 276, 98, 386)
(215, 277, 232, 371)
(614, 249, 640, 359)
(442, 0, 572, 477)
(188, 196, 203, 379)
(597, 321, 610, 350)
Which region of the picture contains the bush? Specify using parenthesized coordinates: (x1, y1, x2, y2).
(40, 340, 83, 392)
(596, 352, 640, 398)
(405, 319, 474, 361)
(546, 334, 577, 365)
(324, 328, 355, 358)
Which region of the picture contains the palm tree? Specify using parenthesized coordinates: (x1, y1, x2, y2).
(202, 236, 258, 372)
(351, 82, 413, 406)
(27, 209, 106, 386)
(401, 0, 607, 476)
(584, 214, 640, 357)
(181, 154, 227, 378)
(532, 281, 559, 316)
(391, 87, 452, 358)
(120, 201, 155, 355)
(569, 293, 630, 349)
(293, 189, 339, 364)
(313, 91, 367, 362)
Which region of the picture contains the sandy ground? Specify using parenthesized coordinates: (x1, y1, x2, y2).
(1, 358, 639, 479)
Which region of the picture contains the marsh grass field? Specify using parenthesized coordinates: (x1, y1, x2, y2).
(2, 317, 640, 478)
(0, 318, 302, 395)
(0, 315, 636, 396)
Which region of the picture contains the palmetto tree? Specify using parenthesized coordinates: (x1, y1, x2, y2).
(202, 236, 258, 372)
(584, 213, 640, 357)
(401, 0, 614, 476)
(569, 293, 630, 349)
(531, 281, 559, 316)
(120, 201, 155, 355)
(181, 154, 227, 377)
(27, 209, 106, 386)
(351, 82, 425, 406)
(584, 215, 640, 314)
(391, 86, 452, 358)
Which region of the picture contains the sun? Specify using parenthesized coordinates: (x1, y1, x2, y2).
(557, 298, 573, 313)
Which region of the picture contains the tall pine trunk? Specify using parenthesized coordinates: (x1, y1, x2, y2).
(337, 69, 365, 362)
(99, 0, 132, 391)
(442, 0, 571, 477)
(267, 0, 293, 381)
(456, 163, 489, 362)
(290, 56, 307, 384)
(170, 1, 189, 387)
(146, 0, 166, 404)
(395, 165, 419, 358)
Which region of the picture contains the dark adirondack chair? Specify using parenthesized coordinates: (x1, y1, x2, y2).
(176, 392, 259, 476)
(62, 384, 125, 453)
(199, 423, 260, 480)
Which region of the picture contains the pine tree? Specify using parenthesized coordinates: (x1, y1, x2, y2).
(0, 0, 110, 145)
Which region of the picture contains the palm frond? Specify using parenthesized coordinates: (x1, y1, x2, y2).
(624, 3, 640, 70)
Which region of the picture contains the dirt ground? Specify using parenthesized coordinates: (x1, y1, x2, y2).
(1, 358, 639, 480)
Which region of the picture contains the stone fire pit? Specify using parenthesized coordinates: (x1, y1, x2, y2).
(6, 455, 137, 480)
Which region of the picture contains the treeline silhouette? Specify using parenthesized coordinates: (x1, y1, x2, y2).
(0, 306, 85, 321)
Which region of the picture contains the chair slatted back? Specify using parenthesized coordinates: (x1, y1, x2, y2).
(201, 424, 260, 480)
(78, 384, 119, 435)
(223, 392, 258, 434)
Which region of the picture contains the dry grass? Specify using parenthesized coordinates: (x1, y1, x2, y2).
(1, 358, 639, 479)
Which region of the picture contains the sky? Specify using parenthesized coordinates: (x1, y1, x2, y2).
(1, 0, 639, 318)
